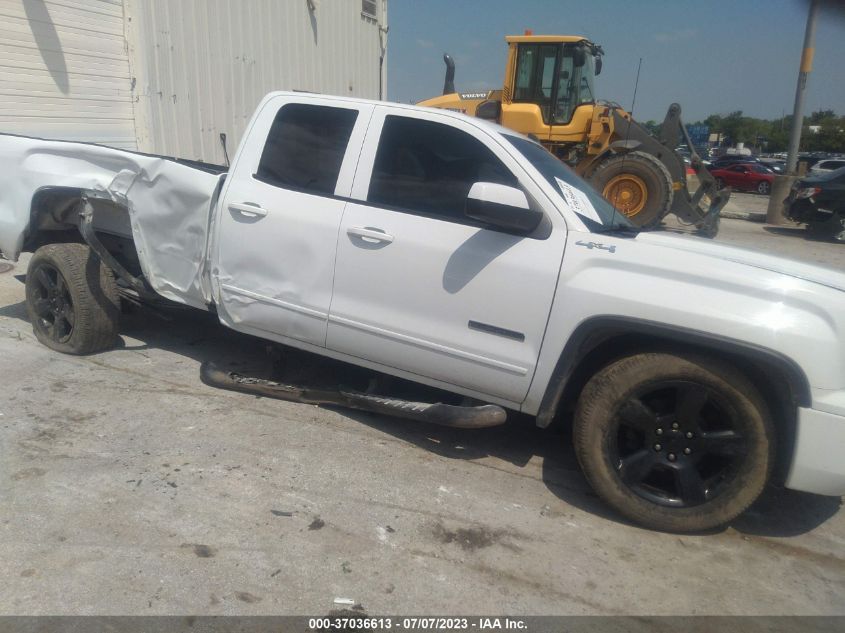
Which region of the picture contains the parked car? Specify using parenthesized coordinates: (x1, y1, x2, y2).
(785, 166, 845, 242)
(709, 163, 775, 194)
(810, 158, 845, 174)
(758, 158, 786, 174)
(708, 155, 760, 169)
(2, 92, 845, 533)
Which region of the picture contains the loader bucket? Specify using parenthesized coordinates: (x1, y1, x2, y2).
(603, 105, 729, 237)
(661, 103, 730, 238)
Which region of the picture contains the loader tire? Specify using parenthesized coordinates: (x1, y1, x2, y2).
(588, 151, 673, 229)
(25, 243, 120, 355)
(573, 352, 775, 533)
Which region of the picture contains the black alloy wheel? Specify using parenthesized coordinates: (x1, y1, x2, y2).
(25, 243, 120, 355)
(30, 262, 76, 344)
(573, 353, 774, 532)
(610, 381, 747, 508)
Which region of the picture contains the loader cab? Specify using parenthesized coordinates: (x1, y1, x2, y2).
(502, 35, 601, 141)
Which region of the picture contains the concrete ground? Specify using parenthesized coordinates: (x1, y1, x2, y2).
(666, 191, 845, 269)
(0, 216, 843, 615)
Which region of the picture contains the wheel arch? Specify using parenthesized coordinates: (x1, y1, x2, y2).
(535, 316, 811, 483)
(22, 186, 89, 252)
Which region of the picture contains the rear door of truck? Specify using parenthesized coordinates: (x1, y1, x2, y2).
(213, 95, 373, 347)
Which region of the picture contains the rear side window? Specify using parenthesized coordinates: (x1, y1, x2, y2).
(367, 116, 517, 222)
(256, 103, 358, 195)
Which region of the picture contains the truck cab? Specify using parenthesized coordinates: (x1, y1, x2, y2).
(500, 35, 600, 143)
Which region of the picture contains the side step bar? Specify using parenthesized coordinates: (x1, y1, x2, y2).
(199, 362, 508, 429)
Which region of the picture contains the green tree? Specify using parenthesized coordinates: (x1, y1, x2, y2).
(809, 109, 836, 124)
(642, 120, 661, 137)
(686, 110, 843, 154)
(803, 116, 845, 152)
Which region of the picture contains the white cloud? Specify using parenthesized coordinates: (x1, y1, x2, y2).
(416, 38, 434, 48)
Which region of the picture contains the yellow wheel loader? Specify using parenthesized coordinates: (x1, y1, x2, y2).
(418, 34, 728, 236)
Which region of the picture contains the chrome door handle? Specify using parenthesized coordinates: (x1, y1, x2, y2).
(347, 226, 394, 244)
(229, 202, 268, 218)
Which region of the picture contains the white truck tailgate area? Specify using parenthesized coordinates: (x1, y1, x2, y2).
(0, 134, 223, 309)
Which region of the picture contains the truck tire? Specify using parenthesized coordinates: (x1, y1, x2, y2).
(588, 151, 673, 229)
(25, 243, 120, 355)
(573, 352, 774, 533)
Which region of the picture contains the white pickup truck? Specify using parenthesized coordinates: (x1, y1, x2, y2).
(1, 92, 844, 532)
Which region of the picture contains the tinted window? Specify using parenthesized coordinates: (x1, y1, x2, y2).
(256, 103, 358, 195)
(368, 116, 517, 221)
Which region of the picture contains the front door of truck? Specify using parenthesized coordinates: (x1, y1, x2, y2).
(326, 108, 567, 404)
(214, 96, 372, 347)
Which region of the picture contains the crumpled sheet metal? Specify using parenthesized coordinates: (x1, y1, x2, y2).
(0, 134, 223, 309)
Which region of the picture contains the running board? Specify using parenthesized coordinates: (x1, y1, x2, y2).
(199, 362, 507, 429)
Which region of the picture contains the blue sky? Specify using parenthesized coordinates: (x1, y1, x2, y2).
(386, 0, 845, 123)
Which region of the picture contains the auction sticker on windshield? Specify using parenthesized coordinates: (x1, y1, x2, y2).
(555, 177, 602, 223)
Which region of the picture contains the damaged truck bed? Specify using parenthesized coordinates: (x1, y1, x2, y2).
(3, 91, 845, 533)
(0, 133, 225, 310)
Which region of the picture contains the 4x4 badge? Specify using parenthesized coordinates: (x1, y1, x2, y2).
(575, 241, 616, 253)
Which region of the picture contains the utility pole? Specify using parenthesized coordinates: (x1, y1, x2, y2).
(767, 0, 820, 224)
(786, 0, 819, 174)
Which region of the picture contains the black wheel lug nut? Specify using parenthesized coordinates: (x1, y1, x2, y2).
(686, 431, 693, 439)
(683, 448, 692, 455)
(671, 422, 679, 430)
(654, 443, 662, 452)
(655, 428, 663, 436)
(668, 453, 677, 462)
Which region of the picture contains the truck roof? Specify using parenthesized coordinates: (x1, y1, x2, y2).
(262, 91, 525, 141)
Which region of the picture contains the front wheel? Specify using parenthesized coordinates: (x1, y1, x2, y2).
(573, 353, 775, 532)
(25, 243, 120, 355)
(587, 151, 674, 229)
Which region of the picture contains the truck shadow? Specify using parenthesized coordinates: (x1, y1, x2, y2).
(341, 406, 842, 538)
(0, 294, 840, 537)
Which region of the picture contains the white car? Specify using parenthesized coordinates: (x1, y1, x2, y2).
(811, 158, 845, 174)
(1, 92, 844, 532)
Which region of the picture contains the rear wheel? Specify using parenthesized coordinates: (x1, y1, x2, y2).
(757, 180, 771, 195)
(587, 151, 674, 229)
(25, 243, 120, 355)
(573, 353, 774, 532)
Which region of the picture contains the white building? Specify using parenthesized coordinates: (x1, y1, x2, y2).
(0, 0, 388, 164)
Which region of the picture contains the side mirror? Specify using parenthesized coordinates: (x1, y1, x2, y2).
(476, 99, 501, 121)
(465, 182, 543, 233)
(594, 55, 603, 75)
(573, 46, 587, 68)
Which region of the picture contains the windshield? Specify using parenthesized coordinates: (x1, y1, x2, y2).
(505, 134, 636, 231)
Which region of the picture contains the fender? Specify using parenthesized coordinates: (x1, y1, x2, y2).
(534, 315, 812, 429)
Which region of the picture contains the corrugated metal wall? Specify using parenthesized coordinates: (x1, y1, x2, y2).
(125, 0, 387, 164)
(0, 0, 137, 149)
